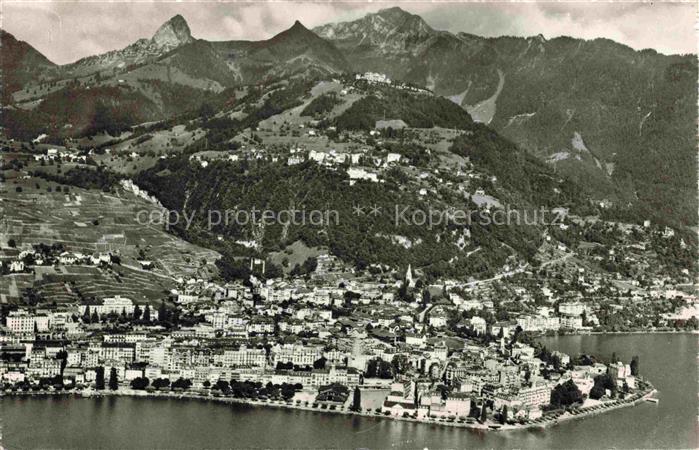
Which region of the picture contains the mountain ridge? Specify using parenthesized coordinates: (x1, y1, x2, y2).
(0, 30, 57, 101)
(2, 9, 695, 227)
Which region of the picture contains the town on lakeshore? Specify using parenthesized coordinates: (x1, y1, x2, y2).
(0, 253, 667, 429)
(0, 3, 696, 441)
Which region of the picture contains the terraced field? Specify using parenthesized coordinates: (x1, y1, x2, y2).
(0, 174, 220, 305)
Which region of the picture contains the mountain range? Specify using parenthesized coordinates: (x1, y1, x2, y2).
(1, 7, 696, 227)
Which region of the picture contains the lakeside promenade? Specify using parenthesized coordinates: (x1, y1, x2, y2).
(2, 383, 656, 432)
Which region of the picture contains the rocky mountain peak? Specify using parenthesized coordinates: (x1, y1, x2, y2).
(152, 14, 193, 48)
(374, 6, 433, 33)
(375, 6, 413, 21)
(284, 20, 314, 38)
(313, 6, 434, 53)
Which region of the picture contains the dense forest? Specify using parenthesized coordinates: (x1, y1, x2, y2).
(335, 89, 473, 131)
(135, 155, 556, 281)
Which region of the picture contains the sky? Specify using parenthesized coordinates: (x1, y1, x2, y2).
(2, 1, 696, 65)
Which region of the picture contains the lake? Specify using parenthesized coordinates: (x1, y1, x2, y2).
(1, 333, 696, 449)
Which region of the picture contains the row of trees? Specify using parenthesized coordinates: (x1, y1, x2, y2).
(82, 304, 155, 324)
(129, 377, 192, 391)
(94, 367, 119, 390)
(209, 380, 302, 401)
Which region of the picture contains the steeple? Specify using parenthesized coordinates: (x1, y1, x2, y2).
(406, 264, 415, 288)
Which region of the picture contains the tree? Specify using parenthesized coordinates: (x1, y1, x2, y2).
(158, 301, 169, 323)
(630, 355, 640, 376)
(56, 350, 68, 375)
(214, 380, 230, 393)
(391, 354, 409, 375)
(302, 257, 318, 274)
(143, 305, 151, 322)
(199, 102, 215, 119)
(366, 358, 393, 379)
(130, 377, 149, 390)
(499, 405, 508, 424)
(152, 378, 171, 389)
(550, 380, 582, 407)
(82, 306, 91, 324)
(589, 384, 606, 400)
(133, 304, 142, 321)
(8, 238, 16, 248)
(479, 404, 488, 423)
(95, 367, 105, 390)
(590, 373, 617, 399)
(108, 367, 119, 390)
(313, 357, 327, 370)
(351, 386, 361, 412)
(172, 378, 192, 390)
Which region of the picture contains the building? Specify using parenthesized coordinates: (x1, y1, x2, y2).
(272, 344, 323, 367)
(516, 383, 552, 409)
(79, 296, 135, 316)
(560, 316, 583, 329)
(470, 316, 487, 335)
(220, 346, 267, 368)
(356, 72, 391, 84)
(347, 168, 378, 185)
(6, 311, 49, 334)
(609, 362, 632, 380)
(444, 392, 472, 417)
(382, 380, 417, 416)
(559, 302, 585, 316)
(516, 315, 560, 332)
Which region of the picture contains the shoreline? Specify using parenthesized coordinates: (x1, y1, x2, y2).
(576, 330, 697, 335)
(544, 330, 698, 337)
(2, 385, 656, 432)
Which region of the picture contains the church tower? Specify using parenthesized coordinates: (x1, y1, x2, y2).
(406, 264, 415, 288)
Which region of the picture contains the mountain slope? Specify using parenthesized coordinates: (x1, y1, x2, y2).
(62, 14, 194, 79)
(211, 20, 349, 84)
(316, 7, 698, 227)
(0, 30, 57, 101)
(3, 8, 695, 227)
(5, 17, 348, 139)
(121, 76, 598, 280)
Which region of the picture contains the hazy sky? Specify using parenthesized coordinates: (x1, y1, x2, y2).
(3, 1, 696, 65)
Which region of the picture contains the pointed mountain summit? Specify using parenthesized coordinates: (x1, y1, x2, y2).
(290, 20, 307, 31)
(152, 14, 193, 49)
(61, 14, 196, 79)
(267, 20, 325, 46)
(244, 19, 349, 73)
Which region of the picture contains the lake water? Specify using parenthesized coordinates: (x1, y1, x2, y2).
(2, 333, 696, 449)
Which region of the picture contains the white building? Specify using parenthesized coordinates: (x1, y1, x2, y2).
(347, 168, 378, 185)
(79, 296, 135, 316)
(6, 311, 49, 334)
(356, 72, 391, 84)
(559, 302, 585, 316)
(469, 316, 487, 335)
